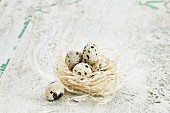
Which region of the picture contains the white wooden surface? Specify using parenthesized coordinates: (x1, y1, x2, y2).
(0, 0, 170, 113)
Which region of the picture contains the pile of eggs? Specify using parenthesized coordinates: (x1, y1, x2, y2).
(45, 43, 106, 101)
(65, 43, 106, 76)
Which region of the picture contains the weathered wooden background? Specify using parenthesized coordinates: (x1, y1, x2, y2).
(0, 0, 170, 113)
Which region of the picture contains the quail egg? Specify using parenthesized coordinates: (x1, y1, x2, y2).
(92, 57, 107, 72)
(65, 51, 82, 70)
(73, 63, 92, 76)
(45, 82, 64, 101)
(82, 43, 99, 65)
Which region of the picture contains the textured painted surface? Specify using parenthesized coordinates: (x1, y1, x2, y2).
(0, 19, 31, 75)
(0, 0, 170, 113)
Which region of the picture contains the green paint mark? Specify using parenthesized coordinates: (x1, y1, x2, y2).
(139, 0, 165, 10)
(74, 0, 82, 4)
(0, 59, 10, 75)
(146, 0, 165, 4)
(35, 8, 42, 12)
(34, 7, 50, 13)
(18, 19, 31, 39)
(36, 9, 48, 13)
(14, 46, 17, 50)
(143, 3, 159, 10)
(166, 11, 170, 14)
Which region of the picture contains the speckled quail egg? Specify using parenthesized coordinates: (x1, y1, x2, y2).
(45, 82, 64, 101)
(73, 63, 92, 76)
(92, 57, 107, 72)
(65, 51, 82, 70)
(82, 43, 99, 65)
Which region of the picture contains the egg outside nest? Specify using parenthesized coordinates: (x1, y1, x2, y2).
(45, 82, 65, 101)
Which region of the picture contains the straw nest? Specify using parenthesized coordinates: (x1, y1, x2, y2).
(54, 50, 123, 99)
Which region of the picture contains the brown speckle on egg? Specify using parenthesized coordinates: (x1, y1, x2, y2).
(87, 55, 89, 59)
(85, 65, 88, 68)
(90, 75, 95, 78)
(84, 59, 87, 63)
(91, 46, 94, 48)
